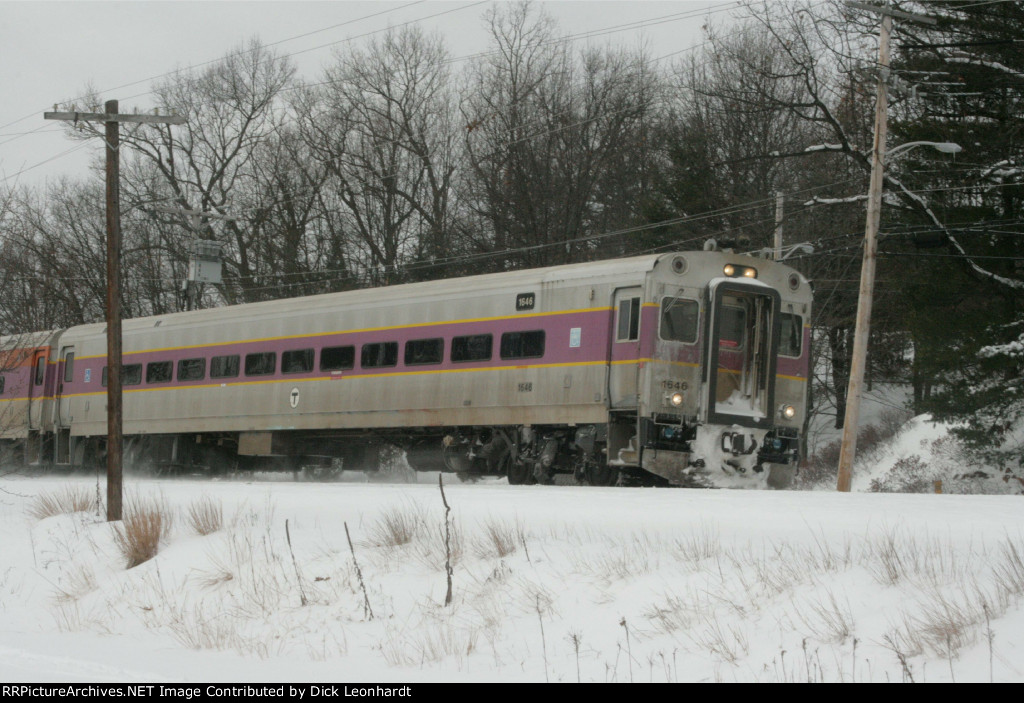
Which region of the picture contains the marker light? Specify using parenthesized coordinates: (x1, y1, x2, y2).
(670, 392, 684, 407)
(724, 264, 758, 279)
(779, 404, 797, 420)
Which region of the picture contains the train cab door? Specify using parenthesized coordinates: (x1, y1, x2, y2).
(27, 349, 47, 431)
(609, 287, 643, 409)
(54, 345, 74, 464)
(704, 282, 779, 426)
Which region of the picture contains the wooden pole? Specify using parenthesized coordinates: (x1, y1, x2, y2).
(44, 104, 183, 521)
(836, 14, 891, 492)
(104, 99, 124, 521)
(774, 192, 784, 260)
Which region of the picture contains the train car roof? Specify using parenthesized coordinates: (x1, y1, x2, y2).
(56, 250, 803, 339)
(61, 253, 663, 336)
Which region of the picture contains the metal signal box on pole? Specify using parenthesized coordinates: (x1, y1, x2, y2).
(188, 240, 223, 285)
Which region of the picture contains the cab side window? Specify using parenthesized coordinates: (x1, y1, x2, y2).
(779, 313, 803, 357)
(616, 298, 641, 342)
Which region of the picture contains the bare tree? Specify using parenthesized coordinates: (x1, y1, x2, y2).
(116, 38, 297, 305)
(296, 26, 462, 285)
(461, 2, 660, 269)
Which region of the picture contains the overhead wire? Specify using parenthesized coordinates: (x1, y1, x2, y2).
(0, 1, 745, 184)
(0, 0, 431, 134)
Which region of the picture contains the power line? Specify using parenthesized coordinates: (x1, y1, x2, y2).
(0, 143, 92, 184)
(0, 0, 430, 135)
(1, 1, 739, 183)
(878, 250, 1023, 261)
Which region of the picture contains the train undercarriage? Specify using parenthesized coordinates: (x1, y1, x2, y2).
(5, 414, 800, 488)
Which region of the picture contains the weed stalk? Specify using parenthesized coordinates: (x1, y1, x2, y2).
(285, 519, 308, 606)
(344, 521, 373, 620)
(439, 474, 453, 606)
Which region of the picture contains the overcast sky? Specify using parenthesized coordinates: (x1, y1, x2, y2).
(0, 0, 737, 185)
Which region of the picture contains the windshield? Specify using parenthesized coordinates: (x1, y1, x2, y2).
(659, 297, 699, 343)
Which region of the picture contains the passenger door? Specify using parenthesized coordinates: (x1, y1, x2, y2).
(54, 346, 74, 464)
(56, 346, 74, 425)
(609, 287, 642, 408)
(27, 349, 47, 430)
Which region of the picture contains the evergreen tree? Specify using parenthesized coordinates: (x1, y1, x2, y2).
(888, 1, 1024, 477)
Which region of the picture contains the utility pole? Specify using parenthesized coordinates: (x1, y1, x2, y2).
(774, 192, 784, 260)
(836, 2, 935, 492)
(44, 101, 185, 520)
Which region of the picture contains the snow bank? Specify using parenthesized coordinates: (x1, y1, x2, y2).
(0, 474, 1022, 683)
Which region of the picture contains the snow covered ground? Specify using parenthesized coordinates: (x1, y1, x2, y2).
(1, 464, 1022, 683)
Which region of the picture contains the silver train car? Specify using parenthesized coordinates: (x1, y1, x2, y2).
(0, 251, 811, 487)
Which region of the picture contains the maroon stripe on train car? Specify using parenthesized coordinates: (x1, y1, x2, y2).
(64, 307, 635, 395)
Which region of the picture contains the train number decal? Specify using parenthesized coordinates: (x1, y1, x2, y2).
(516, 292, 535, 311)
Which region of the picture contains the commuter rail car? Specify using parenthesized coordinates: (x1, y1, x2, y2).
(0, 250, 811, 488)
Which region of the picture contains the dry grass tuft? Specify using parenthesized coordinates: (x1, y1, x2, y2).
(646, 592, 701, 635)
(54, 564, 99, 603)
(673, 524, 721, 564)
(993, 539, 1024, 600)
(473, 518, 522, 559)
(370, 504, 424, 547)
(689, 613, 749, 664)
(187, 495, 223, 536)
(380, 621, 479, 667)
(112, 496, 173, 568)
(28, 485, 94, 521)
(798, 589, 853, 644)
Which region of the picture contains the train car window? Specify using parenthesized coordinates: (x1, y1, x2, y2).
(779, 313, 803, 357)
(361, 342, 398, 369)
(146, 361, 173, 384)
(282, 349, 314, 374)
(245, 352, 277, 377)
(500, 331, 545, 360)
(178, 358, 206, 381)
(34, 356, 45, 386)
(320, 346, 355, 371)
(63, 353, 75, 383)
(659, 298, 699, 343)
(451, 334, 492, 363)
(719, 306, 746, 349)
(0, 376, 5, 394)
(616, 297, 641, 342)
(210, 355, 240, 379)
(405, 338, 443, 366)
(101, 365, 142, 387)
(125, 365, 142, 385)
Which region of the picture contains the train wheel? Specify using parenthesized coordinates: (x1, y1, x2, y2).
(506, 458, 535, 485)
(585, 460, 619, 487)
(766, 463, 796, 489)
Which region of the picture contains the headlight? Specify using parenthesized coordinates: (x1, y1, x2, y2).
(668, 392, 684, 407)
(723, 264, 757, 278)
(779, 404, 797, 420)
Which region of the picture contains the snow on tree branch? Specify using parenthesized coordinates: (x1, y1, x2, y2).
(886, 172, 1024, 292)
(945, 56, 1024, 78)
(802, 143, 845, 154)
(803, 194, 868, 207)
